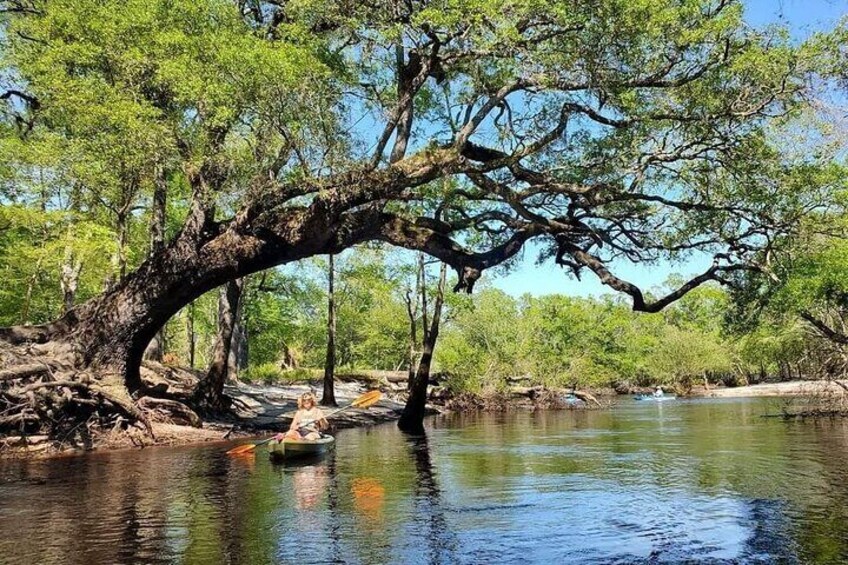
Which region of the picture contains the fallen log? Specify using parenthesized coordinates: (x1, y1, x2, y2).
(1, 434, 49, 447)
(385, 373, 408, 384)
(571, 389, 603, 407)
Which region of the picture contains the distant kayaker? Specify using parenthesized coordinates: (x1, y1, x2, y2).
(276, 392, 329, 441)
(653, 386, 664, 398)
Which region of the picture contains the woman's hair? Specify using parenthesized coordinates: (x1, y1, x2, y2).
(298, 392, 317, 409)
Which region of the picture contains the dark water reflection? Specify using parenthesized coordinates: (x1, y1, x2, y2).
(2, 398, 848, 564)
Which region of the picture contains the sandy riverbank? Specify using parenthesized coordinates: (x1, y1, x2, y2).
(691, 379, 848, 398)
(1, 378, 407, 458)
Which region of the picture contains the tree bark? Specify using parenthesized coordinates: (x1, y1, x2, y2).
(399, 262, 446, 433)
(195, 278, 244, 411)
(59, 249, 82, 316)
(104, 207, 130, 290)
(322, 254, 338, 406)
(227, 295, 247, 382)
(405, 286, 419, 387)
(186, 302, 196, 370)
(60, 188, 83, 315)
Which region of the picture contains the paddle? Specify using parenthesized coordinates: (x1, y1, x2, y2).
(226, 390, 383, 455)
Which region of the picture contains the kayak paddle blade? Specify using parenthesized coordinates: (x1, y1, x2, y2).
(351, 390, 383, 409)
(226, 443, 258, 455)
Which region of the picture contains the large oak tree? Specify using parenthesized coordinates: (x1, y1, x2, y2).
(0, 0, 842, 431)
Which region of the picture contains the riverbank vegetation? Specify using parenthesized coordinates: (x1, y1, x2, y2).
(1, 0, 847, 444)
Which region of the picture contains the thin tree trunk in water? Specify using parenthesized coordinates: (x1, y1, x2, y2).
(322, 254, 338, 406)
(405, 268, 421, 388)
(144, 167, 168, 361)
(399, 262, 446, 433)
(409, 252, 428, 391)
(419, 252, 429, 342)
(196, 278, 243, 410)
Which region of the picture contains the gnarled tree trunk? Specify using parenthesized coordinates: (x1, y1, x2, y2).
(0, 157, 525, 436)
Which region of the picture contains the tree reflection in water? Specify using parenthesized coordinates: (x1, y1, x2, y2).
(405, 432, 459, 564)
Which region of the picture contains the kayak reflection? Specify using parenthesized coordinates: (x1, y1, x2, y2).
(291, 463, 328, 510)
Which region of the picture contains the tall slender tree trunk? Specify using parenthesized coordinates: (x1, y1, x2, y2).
(227, 296, 247, 382)
(105, 209, 130, 291)
(409, 251, 428, 391)
(144, 167, 168, 361)
(405, 286, 419, 387)
(186, 302, 196, 370)
(60, 187, 83, 316)
(60, 253, 82, 316)
(20, 257, 43, 324)
(419, 252, 429, 340)
(399, 262, 446, 433)
(117, 209, 129, 280)
(322, 254, 338, 406)
(196, 278, 243, 410)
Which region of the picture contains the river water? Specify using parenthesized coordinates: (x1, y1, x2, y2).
(2, 397, 848, 564)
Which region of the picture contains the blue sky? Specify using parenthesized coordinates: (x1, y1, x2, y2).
(493, 0, 848, 298)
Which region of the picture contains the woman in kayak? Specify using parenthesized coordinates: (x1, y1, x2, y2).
(276, 392, 329, 441)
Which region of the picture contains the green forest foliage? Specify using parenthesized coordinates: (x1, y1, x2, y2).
(439, 286, 734, 392)
(1, 0, 846, 394)
(0, 187, 845, 392)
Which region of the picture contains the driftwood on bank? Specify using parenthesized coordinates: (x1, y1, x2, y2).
(507, 385, 603, 406)
(570, 389, 603, 407)
(137, 397, 202, 428)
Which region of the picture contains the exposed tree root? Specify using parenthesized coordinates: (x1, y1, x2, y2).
(0, 340, 163, 447)
(137, 397, 202, 428)
(0, 364, 51, 382)
(0, 337, 250, 455)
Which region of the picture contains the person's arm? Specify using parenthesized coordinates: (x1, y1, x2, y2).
(289, 410, 301, 432)
(315, 408, 329, 430)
